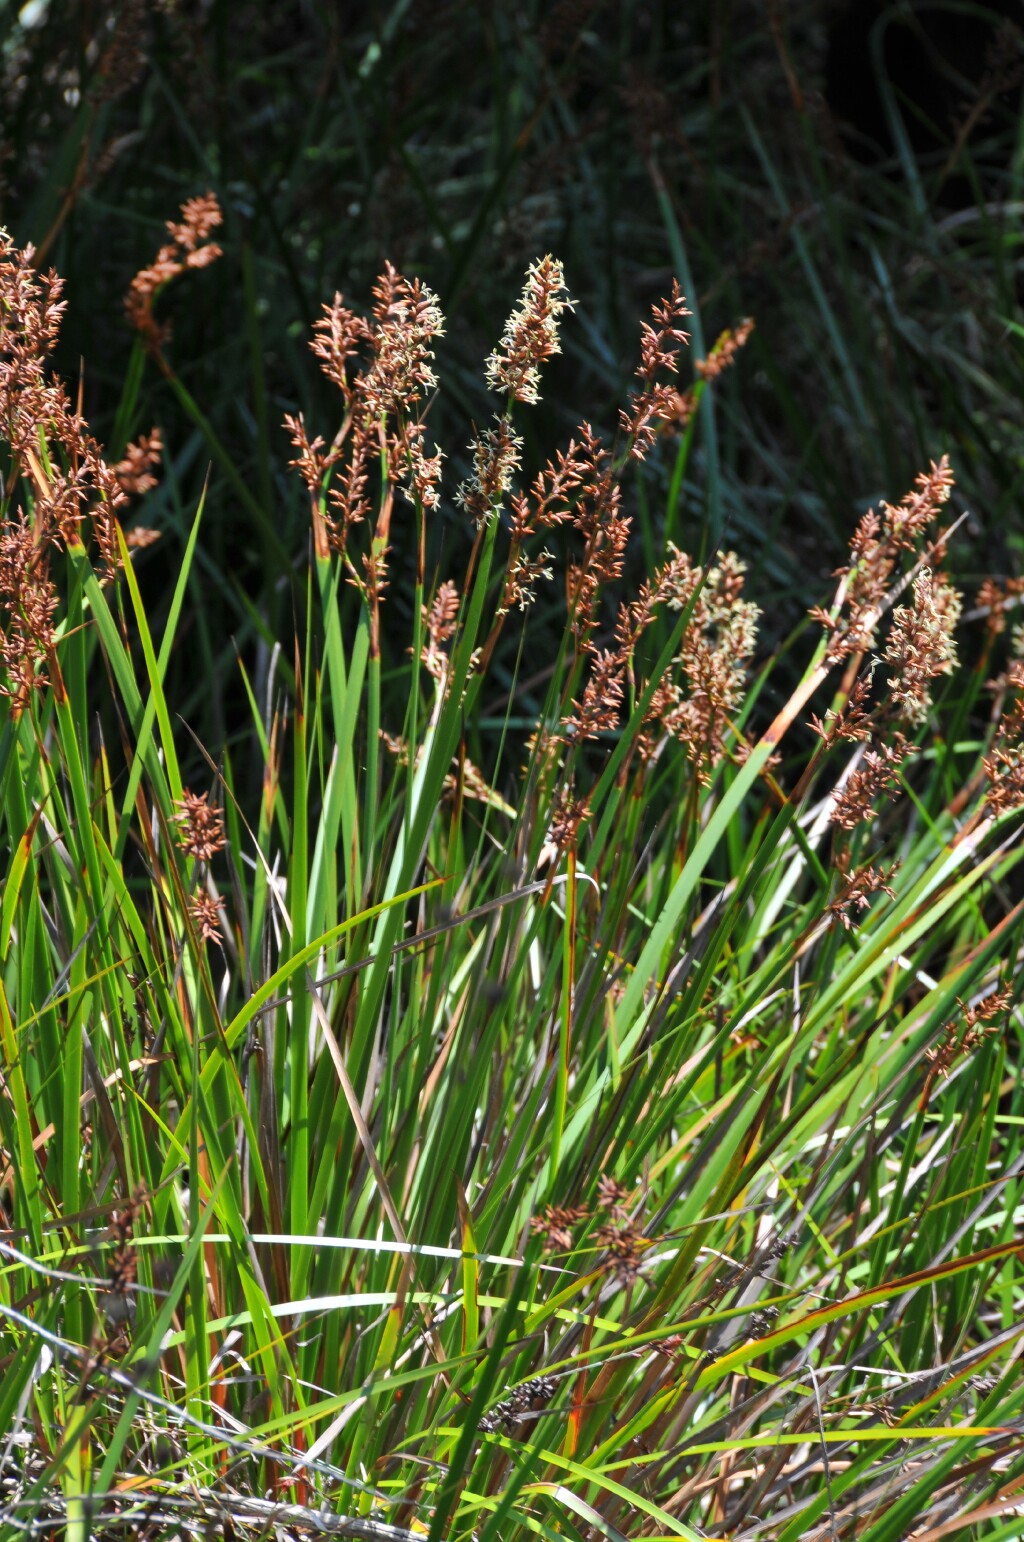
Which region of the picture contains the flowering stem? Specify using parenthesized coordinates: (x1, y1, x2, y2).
(549, 846, 577, 1194)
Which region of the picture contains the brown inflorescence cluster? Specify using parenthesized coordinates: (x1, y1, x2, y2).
(921, 985, 1013, 1108)
(809, 458, 956, 666)
(801, 457, 965, 838)
(173, 789, 226, 863)
(619, 279, 692, 456)
(982, 657, 1024, 815)
(828, 853, 900, 932)
(124, 192, 224, 354)
(484, 254, 575, 406)
(287, 259, 761, 863)
(0, 232, 162, 709)
(531, 1173, 650, 1286)
(281, 253, 1024, 929)
(286, 262, 446, 644)
(471, 279, 761, 859)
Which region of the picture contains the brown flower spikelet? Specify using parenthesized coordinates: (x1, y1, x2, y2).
(883, 566, 961, 726)
(124, 193, 223, 352)
(174, 790, 226, 862)
(0, 230, 140, 703)
(287, 264, 445, 566)
(485, 255, 574, 405)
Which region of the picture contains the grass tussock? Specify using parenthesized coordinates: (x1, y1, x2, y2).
(1, 204, 1024, 1542)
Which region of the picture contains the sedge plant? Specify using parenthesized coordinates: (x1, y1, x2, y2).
(0, 203, 1023, 1541)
